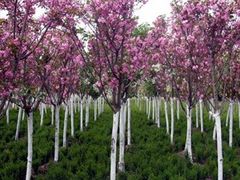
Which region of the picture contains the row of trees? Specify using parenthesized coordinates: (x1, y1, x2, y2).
(0, 0, 240, 180)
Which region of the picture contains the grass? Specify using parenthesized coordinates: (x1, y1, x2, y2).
(1, 100, 240, 179)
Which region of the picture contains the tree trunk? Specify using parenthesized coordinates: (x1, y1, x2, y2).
(164, 99, 169, 135)
(6, 105, 9, 125)
(226, 104, 230, 127)
(98, 97, 100, 116)
(15, 106, 22, 140)
(213, 123, 216, 141)
(213, 111, 223, 180)
(26, 112, 33, 180)
(148, 97, 151, 120)
(156, 97, 160, 128)
(177, 99, 180, 120)
(94, 99, 97, 121)
(238, 101, 240, 129)
(40, 103, 44, 126)
(199, 99, 204, 132)
(146, 97, 148, 114)
(196, 102, 199, 128)
(51, 105, 54, 126)
(127, 99, 131, 145)
(110, 111, 119, 180)
(229, 100, 233, 147)
(118, 104, 126, 172)
(85, 96, 89, 127)
(70, 95, 74, 137)
(152, 97, 155, 121)
(54, 105, 60, 162)
(184, 104, 193, 163)
(22, 110, 25, 121)
(170, 98, 174, 144)
(80, 98, 83, 131)
(63, 104, 68, 148)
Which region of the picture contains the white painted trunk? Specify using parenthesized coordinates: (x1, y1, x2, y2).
(196, 102, 199, 128)
(156, 97, 160, 128)
(148, 98, 151, 120)
(80, 99, 83, 131)
(177, 99, 180, 120)
(85, 96, 89, 127)
(94, 99, 97, 121)
(22, 110, 25, 121)
(238, 101, 240, 129)
(74, 95, 77, 113)
(164, 100, 169, 134)
(110, 112, 119, 180)
(213, 123, 216, 141)
(54, 105, 60, 162)
(146, 97, 148, 114)
(98, 97, 101, 116)
(127, 99, 131, 145)
(15, 106, 22, 140)
(118, 105, 125, 172)
(199, 99, 204, 132)
(170, 98, 174, 144)
(51, 105, 54, 126)
(63, 105, 68, 148)
(213, 111, 223, 180)
(184, 105, 193, 163)
(226, 105, 230, 127)
(152, 97, 155, 121)
(229, 100, 233, 147)
(102, 97, 105, 113)
(25, 112, 33, 180)
(40, 103, 44, 126)
(6, 105, 9, 125)
(70, 96, 74, 137)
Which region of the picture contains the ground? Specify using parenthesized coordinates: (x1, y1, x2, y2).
(1, 101, 240, 179)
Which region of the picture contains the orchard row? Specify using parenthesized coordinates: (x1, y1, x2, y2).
(0, 0, 240, 180)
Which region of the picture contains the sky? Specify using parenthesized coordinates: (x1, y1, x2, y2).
(135, 0, 172, 24)
(0, 0, 172, 24)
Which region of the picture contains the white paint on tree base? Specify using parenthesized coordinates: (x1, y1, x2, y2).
(196, 102, 199, 128)
(156, 97, 160, 128)
(213, 112, 223, 180)
(199, 99, 204, 132)
(85, 96, 90, 127)
(40, 103, 44, 126)
(54, 105, 60, 162)
(164, 99, 169, 135)
(26, 112, 33, 180)
(110, 112, 119, 180)
(118, 104, 126, 172)
(226, 104, 230, 127)
(94, 99, 97, 121)
(184, 105, 193, 163)
(177, 99, 180, 120)
(15, 106, 22, 140)
(80, 99, 83, 131)
(170, 98, 174, 144)
(70, 96, 74, 137)
(229, 100, 233, 147)
(63, 104, 68, 148)
(238, 101, 240, 129)
(51, 105, 54, 126)
(6, 105, 9, 125)
(127, 99, 131, 145)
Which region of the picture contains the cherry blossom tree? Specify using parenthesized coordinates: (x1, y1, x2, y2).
(39, 29, 82, 162)
(69, 0, 148, 179)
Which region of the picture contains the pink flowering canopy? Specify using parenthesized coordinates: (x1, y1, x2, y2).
(40, 29, 83, 106)
(0, 0, 81, 113)
(81, 0, 148, 112)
